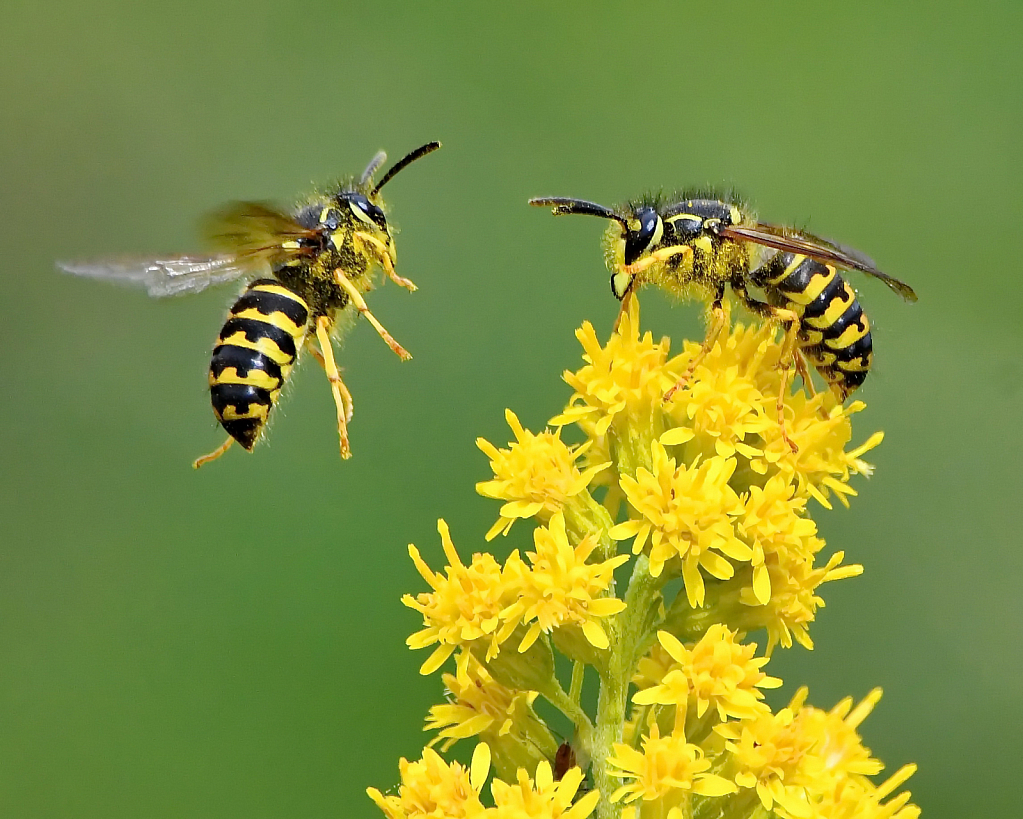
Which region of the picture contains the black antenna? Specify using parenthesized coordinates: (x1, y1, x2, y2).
(529, 197, 629, 228)
(372, 141, 442, 195)
(360, 151, 388, 185)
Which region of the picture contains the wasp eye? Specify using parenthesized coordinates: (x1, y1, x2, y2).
(624, 207, 662, 266)
(347, 194, 388, 230)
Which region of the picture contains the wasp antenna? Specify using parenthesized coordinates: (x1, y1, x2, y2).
(528, 197, 629, 227)
(372, 141, 442, 194)
(360, 151, 388, 185)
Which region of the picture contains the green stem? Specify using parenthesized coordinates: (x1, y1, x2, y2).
(539, 677, 594, 753)
(569, 660, 586, 705)
(591, 554, 665, 819)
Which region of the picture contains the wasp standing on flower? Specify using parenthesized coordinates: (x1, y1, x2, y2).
(529, 190, 916, 451)
(60, 141, 441, 468)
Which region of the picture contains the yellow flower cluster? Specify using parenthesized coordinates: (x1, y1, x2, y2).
(404, 512, 625, 677)
(373, 297, 918, 819)
(369, 744, 599, 819)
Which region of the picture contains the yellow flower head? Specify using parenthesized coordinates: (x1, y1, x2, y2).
(425, 655, 539, 747)
(489, 760, 600, 819)
(632, 627, 781, 722)
(367, 746, 487, 819)
(554, 298, 683, 438)
(610, 443, 750, 603)
(738, 549, 863, 652)
(608, 723, 737, 806)
(501, 512, 627, 653)
(719, 689, 889, 819)
(741, 473, 821, 605)
(477, 410, 609, 540)
(664, 323, 776, 460)
(809, 765, 920, 819)
(404, 520, 519, 673)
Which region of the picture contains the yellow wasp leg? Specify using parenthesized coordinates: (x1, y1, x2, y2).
(794, 349, 817, 398)
(773, 310, 802, 454)
(612, 291, 635, 334)
(193, 436, 235, 469)
(314, 316, 353, 460)
(307, 342, 353, 423)
(663, 296, 730, 402)
(353, 231, 417, 292)
(333, 269, 412, 361)
(622, 244, 693, 277)
(614, 245, 693, 332)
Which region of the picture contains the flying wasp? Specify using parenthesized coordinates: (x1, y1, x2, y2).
(60, 141, 441, 467)
(529, 191, 916, 450)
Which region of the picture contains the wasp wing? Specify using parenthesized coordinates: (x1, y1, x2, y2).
(719, 222, 917, 302)
(203, 201, 318, 260)
(57, 255, 264, 298)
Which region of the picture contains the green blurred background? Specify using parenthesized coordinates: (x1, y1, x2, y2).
(2, 1, 1021, 816)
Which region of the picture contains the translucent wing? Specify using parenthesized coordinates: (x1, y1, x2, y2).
(57, 255, 264, 298)
(204, 201, 318, 259)
(60, 201, 318, 299)
(719, 222, 918, 302)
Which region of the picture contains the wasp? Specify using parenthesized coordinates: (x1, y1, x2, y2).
(60, 141, 441, 467)
(529, 191, 916, 450)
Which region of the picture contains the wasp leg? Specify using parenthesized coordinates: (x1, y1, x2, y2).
(307, 341, 354, 423)
(353, 231, 417, 292)
(314, 316, 353, 459)
(663, 284, 728, 403)
(793, 350, 818, 398)
(333, 269, 412, 361)
(193, 436, 235, 469)
(612, 290, 635, 334)
(729, 281, 800, 453)
(621, 244, 693, 277)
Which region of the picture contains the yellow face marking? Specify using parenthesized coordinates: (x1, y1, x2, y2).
(649, 216, 664, 250)
(216, 331, 295, 365)
(612, 272, 633, 299)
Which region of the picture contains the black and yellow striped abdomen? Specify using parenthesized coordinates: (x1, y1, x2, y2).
(757, 253, 873, 400)
(208, 279, 311, 450)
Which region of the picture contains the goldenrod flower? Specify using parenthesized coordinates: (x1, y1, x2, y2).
(553, 299, 683, 439)
(632, 627, 781, 722)
(404, 520, 518, 672)
(740, 473, 820, 604)
(610, 443, 750, 602)
(502, 513, 627, 652)
(738, 549, 864, 651)
(719, 689, 893, 819)
(367, 746, 488, 819)
(663, 325, 774, 460)
(608, 723, 736, 806)
(381, 298, 916, 819)
(425, 654, 539, 745)
(490, 761, 600, 819)
(477, 410, 609, 540)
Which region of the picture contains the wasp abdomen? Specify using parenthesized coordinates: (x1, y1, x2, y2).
(762, 254, 873, 400)
(209, 279, 310, 450)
